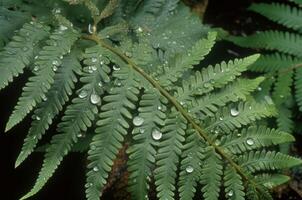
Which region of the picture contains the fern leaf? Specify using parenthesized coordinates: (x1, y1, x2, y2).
(15, 50, 81, 167)
(205, 100, 277, 134)
(255, 174, 290, 189)
(6, 21, 79, 132)
(222, 126, 295, 154)
(238, 151, 302, 173)
(190, 77, 264, 117)
(272, 71, 293, 105)
(86, 67, 140, 200)
(178, 129, 204, 200)
(157, 32, 216, 87)
(223, 166, 245, 200)
(249, 53, 298, 73)
(249, 3, 302, 33)
(200, 147, 223, 200)
(20, 46, 108, 200)
(0, 21, 49, 90)
(295, 68, 302, 111)
(176, 54, 260, 102)
(228, 31, 302, 57)
(277, 106, 294, 133)
(127, 89, 166, 200)
(154, 110, 187, 200)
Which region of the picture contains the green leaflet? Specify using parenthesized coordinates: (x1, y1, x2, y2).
(6, 18, 79, 131)
(127, 88, 167, 200)
(86, 66, 140, 200)
(15, 50, 82, 167)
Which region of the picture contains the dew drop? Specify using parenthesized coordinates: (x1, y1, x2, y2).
(34, 56, 39, 60)
(227, 190, 234, 197)
(33, 66, 39, 72)
(230, 108, 239, 117)
(59, 25, 68, 31)
(125, 52, 132, 58)
(98, 81, 103, 87)
(78, 90, 88, 98)
(36, 116, 41, 121)
(88, 24, 95, 34)
(77, 133, 83, 138)
(52, 66, 58, 72)
(137, 27, 143, 33)
(185, 166, 194, 173)
(42, 95, 48, 101)
(113, 65, 120, 71)
(91, 57, 98, 63)
(90, 94, 101, 105)
(93, 166, 99, 172)
(139, 128, 145, 134)
(152, 129, 162, 140)
(180, 101, 185, 106)
(237, 133, 242, 137)
(52, 60, 59, 66)
(157, 105, 162, 110)
(219, 117, 223, 121)
(257, 87, 262, 91)
(133, 116, 144, 126)
(246, 138, 254, 146)
(91, 65, 97, 71)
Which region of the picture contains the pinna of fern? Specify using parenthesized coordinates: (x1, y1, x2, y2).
(0, 1, 301, 200)
(226, 0, 302, 138)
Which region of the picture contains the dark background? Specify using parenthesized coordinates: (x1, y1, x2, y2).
(0, 0, 292, 200)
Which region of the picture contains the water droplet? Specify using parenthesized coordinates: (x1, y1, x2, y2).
(230, 108, 239, 117)
(219, 117, 223, 121)
(180, 101, 185, 106)
(257, 87, 262, 91)
(125, 52, 132, 57)
(133, 116, 144, 126)
(42, 95, 48, 101)
(157, 105, 162, 110)
(77, 133, 83, 138)
(152, 129, 162, 140)
(53, 8, 61, 14)
(52, 66, 58, 72)
(78, 90, 88, 98)
(93, 166, 99, 172)
(137, 27, 143, 33)
(186, 166, 194, 173)
(90, 94, 101, 105)
(237, 133, 242, 137)
(139, 128, 145, 134)
(52, 60, 59, 66)
(60, 56, 63, 59)
(113, 65, 120, 71)
(59, 25, 68, 31)
(246, 138, 254, 146)
(91, 65, 97, 71)
(34, 56, 39, 60)
(91, 57, 97, 63)
(98, 82, 103, 87)
(88, 24, 95, 34)
(36, 115, 41, 121)
(33, 66, 39, 72)
(227, 190, 234, 197)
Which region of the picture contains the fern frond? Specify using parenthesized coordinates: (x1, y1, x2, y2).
(6, 20, 79, 131)
(255, 174, 290, 189)
(249, 53, 298, 73)
(154, 110, 187, 200)
(15, 50, 81, 167)
(238, 151, 302, 173)
(222, 126, 295, 154)
(200, 147, 223, 200)
(190, 77, 264, 117)
(0, 21, 49, 90)
(249, 3, 302, 33)
(223, 166, 245, 200)
(176, 54, 260, 102)
(20, 46, 108, 200)
(277, 106, 294, 133)
(205, 101, 277, 134)
(178, 129, 204, 200)
(295, 68, 302, 111)
(86, 67, 140, 200)
(228, 31, 302, 57)
(157, 32, 216, 87)
(273, 71, 293, 105)
(127, 88, 167, 200)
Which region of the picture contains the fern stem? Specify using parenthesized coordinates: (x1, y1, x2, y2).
(83, 33, 260, 190)
(266, 62, 302, 79)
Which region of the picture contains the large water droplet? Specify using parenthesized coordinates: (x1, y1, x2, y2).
(113, 65, 120, 71)
(133, 116, 144, 126)
(186, 166, 194, 173)
(90, 94, 101, 105)
(79, 90, 88, 98)
(227, 190, 234, 197)
(93, 166, 99, 172)
(246, 138, 254, 146)
(152, 129, 162, 140)
(230, 108, 239, 117)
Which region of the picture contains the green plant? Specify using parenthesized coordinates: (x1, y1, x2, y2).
(227, 0, 302, 139)
(1, 0, 301, 200)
